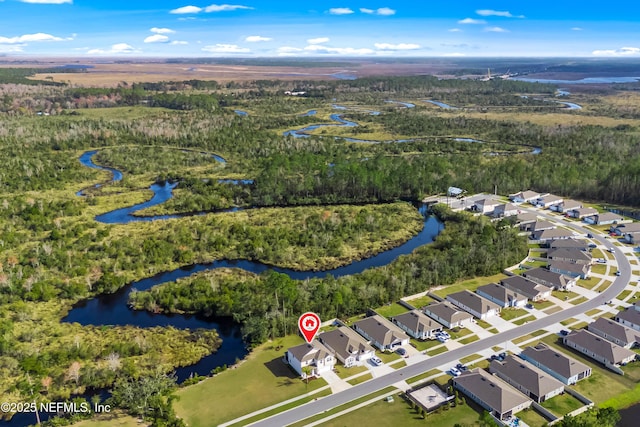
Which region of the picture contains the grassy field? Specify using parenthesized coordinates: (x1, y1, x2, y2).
(410, 338, 442, 352)
(553, 290, 579, 301)
(431, 273, 507, 298)
(459, 335, 479, 344)
(570, 296, 589, 305)
(460, 354, 483, 364)
(174, 335, 328, 427)
(406, 369, 441, 385)
(71, 415, 144, 427)
(475, 319, 492, 329)
(517, 407, 552, 426)
(512, 330, 548, 345)
(334, 365, 368, 380)
(544, 306, 564, 314)
(513, 315, 537, 325)
(585, 308, 602, 317)
(541, 393, 585, 416)
(579, 277, 601, 290)
(500, 308, 529, 321)
(592, 264, 608, 275)
(404, 295, 434, 309)
(427, 346, 449, 357)
(375, 302, 410, 318)
(348, 373, 373, 385)
(531, 300, 556, 310)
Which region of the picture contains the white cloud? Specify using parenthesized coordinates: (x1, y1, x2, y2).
(485, 26, 509, 33)
(19, 0, 72, 3)
(170, 40, 189, 45)
(170, 5, 202, 14)
(374, 43, 420, 51)
(278, 46, 302, 53)
(304, 44, 374, 55)
(458, 18, 486, 25)
(151, 27, 175, 34)
(476, 9, 524, 18)
(144, 34, 169, 43)
(592, 47, 640, 56)
(202, 43, 250, 53)
(87, 43, 138, 55)
(329, 8, 354, 15)
(307, 37, 329, 44)
(0, 33, 67, 44)
(360, 7, 395, 16)
(0, 45, 24, 53)
(443, 52, 466, 57)
(245, 35, 271, 42)
(204, 4, 253, 12)
(571, 27, 583, 31)
(448, 28, 462, 32)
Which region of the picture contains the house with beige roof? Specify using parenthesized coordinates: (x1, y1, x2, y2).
(535, 194, 563, 209)
(611, 222, 640, 236)
(352, 315, 410, 351)
(476, 283, 528, 308)
(492, 203, 520, 218)
(616, 305, 640, 331)
(446, 290, 501, 320)
(588, 318, 640, 349)
(563, 329, 637, 371)
(547, 247, 592, 265)
(520, 220, 556, 233)
(548, 260, 591, 279)
(285, 341, 335, 378)
(490, 355, 565, 403)
(318, 326, 375, 368)
(521, 343, 591, 385)
(596, 212, 627, 225)
(453, 368, 532, 421)
(391, 310, 443, 340)
(510, 190, 541, 204)
(423, 301, 473, 329)
(472, 198, 503, 215)
(501, 276, 552, 302)
(567, 207, 599, 219)
(549, 238, 590, 252)
(530, 228, 574, 242)
(522, 267, 577, 291)
(550, 199, 582, 213)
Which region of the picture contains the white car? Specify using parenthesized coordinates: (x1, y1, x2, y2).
(449, 367, 461, 377)
(370, 356, 383, 366)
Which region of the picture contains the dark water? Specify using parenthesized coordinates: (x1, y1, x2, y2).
(423, 99, 457, 109)
(513, 76, 640, 84)
(301, 109, 317, 116)
(618, 404, 640, 426)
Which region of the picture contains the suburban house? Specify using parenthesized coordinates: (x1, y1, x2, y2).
(624, 231, 640, 245)
(611, 222, 640, 236)
(352, 315, 410, 351)
(563, 329, 637, 369)
(520, 220, 556, 233)
(550, 199, 582, 213)
(492, 203, 520, 218)
(530, 228, 574, 242)
(567, 207, 599, 219)
(515, 212, 538, 226)
(588, 318, 640, 349)
(453, 368, 532, 421)
(285, 341, 335, 378)
(318, 326, 375, 368)
(595, 212, 626, 225)
(535, 194, 563, 209)
(472, 198, 503, 215)
(547, 247, 593, 265)
(490, 355, 565, 403)
(501, 276, 552, 302)
(549, 238, 590, 252)
(510, 190, 541, 204)
(446, 290, 501, 320)
(522, 267, 577, 291)
(521, 343, 591, 385)
(476, 283, 528, 308)
(615, 305, 640, 331)
(548, 260, 591, 279)
(391, 310, 443, 340)
(423, 301, 473, 329)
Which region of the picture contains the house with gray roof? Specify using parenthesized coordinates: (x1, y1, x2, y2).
(318, 326, 375, 368)
(611, 222, 640, 236)
(352, 315, 409, 351)
(510, 190, 541, 204)
(473, 198, 503, 215)
(550, 199, 582, 213)
(490, 355, 565, 403)
(492, 203, 520, 218)
(596, 212, 627, 225)
(588, 317, 640, 349)
(616, 305, 640, 331)
(563, 329, 637, 371)
(530, 228, 574, 242)
(568, 207, 599, 219)
(521, 343, 591, 385)
(285, 341, 335, 378)
(453, 368, 532, 421)
(535, 194, 563, 209)
(391, 310, 443, 340)
(522, 267, 577, 291)
(423, 301, 473, 329)
(501, 276, 552, 302)
(549, 239, 590, 252)
(520, 220, 555, 233)
(446, 290, 501, 320)
(547, 247, 592, 265)
(624, 231, 640, 245)
(548, 260, 591, 279)
(476, 283, 528, 308)
(515, 212, 538, 226)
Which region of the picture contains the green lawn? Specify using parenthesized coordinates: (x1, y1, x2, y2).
(553, 290, 579, 301)
(432, 273, 508, 298)
(592, 264, 608, 275)
(570, 321, 589, 330)
(513, 315, 536, 325)
(532, 300, 555, 310)
(512, 330, 548, 345)
(517, 407, 552, 426)
(375, 302, 410, 318)
(475, 319, 492, 329)
(487, 328, 499, 334)
(406, 368, 441, 385)
(540, 393, 585, 416)
(410, 338, 442, 352)
(585, 308, 602, 317)
(597, 280, 613, 292)
(71, 415, 144, 427)
(460, 354, 483, 364)
(404, 295, 434, 309)
(427, 346, 449, 356)
(561, 317, 578, 326)
(544, 306, 564, 314)
(319, 393, 484, 427)
(448, 327, 472, 340)
(579, 277, 601, 290)
(334, 364, 368, 379)
(459, 335, 479, 344)
(570, 296, 589, 305)
(525, 260, 549, 268)
(500, 308, 529, 321)
(174, 335, 328, 427)
(591, 248, 605, 259)
(348, 373, 373, 385)
(378, 351, 402, 364)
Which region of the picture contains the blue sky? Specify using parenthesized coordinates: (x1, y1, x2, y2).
(0, 1, 639, 57)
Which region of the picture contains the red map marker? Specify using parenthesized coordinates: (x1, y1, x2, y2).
(298, 312, 321, 344)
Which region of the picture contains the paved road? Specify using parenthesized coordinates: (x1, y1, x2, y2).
(251, 209, 632, 427)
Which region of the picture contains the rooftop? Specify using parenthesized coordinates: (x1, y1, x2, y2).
(454, 368, 530, 415)
(521, 343, 590, 380)
(564, 329, 636, 365)
(490, 355, 564, 398)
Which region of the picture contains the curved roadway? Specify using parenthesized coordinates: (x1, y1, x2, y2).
(252, 206, 632, 427)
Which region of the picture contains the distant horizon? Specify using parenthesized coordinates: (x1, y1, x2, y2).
(1, 1, 639, 58)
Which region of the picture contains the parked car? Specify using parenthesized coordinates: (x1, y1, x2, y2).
(589, 243, 597, 248)
(456, 363, 468, 372)
(616, 270, 622, 276)
(560, 330, 570, 336)
(370, 356, 383, 366)
(597, 258, 607, 264)
(449, 367, 461, 377)
(498, 352, 507, 361)
(608, 247, 614, 253)
(587, 233, 594, 238)
(395, 347, 407, 357)
(526, 303, 534, 309)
